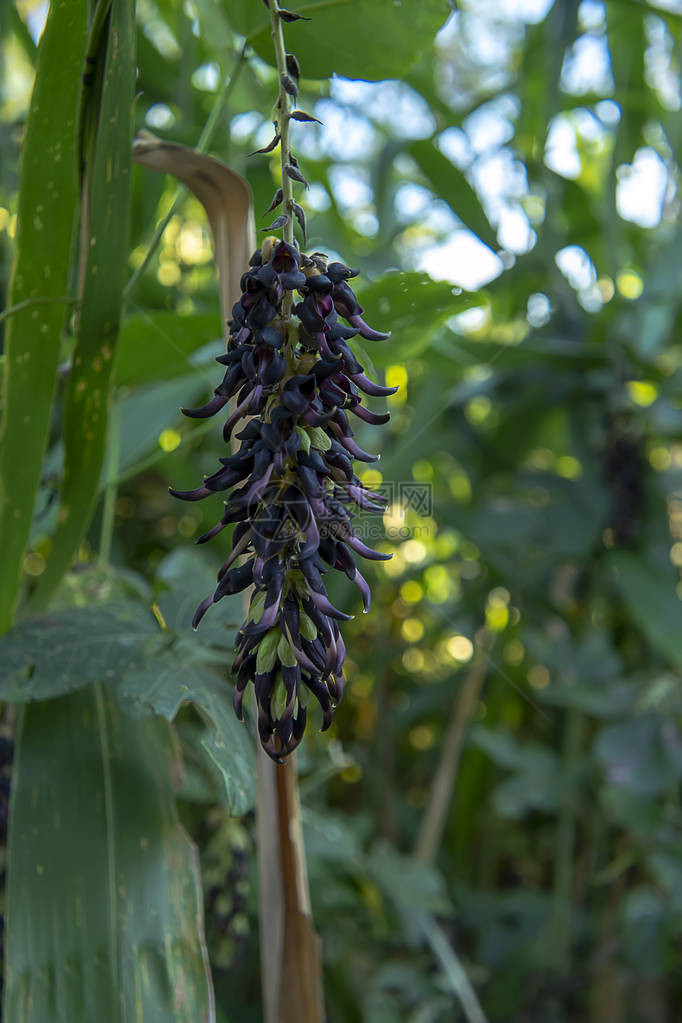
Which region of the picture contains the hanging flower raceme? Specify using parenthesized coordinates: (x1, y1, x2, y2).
(172, 236, 395, 759)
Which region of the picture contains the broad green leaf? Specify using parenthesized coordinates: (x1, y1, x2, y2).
(622, 888, 667, 976)
(629, 231, 682, 360)
(364, 960, 440, 1023)
(0, 604, 162, 702)
(470, 726, 561, 819)
(515, 7, 578, 154)
(357, 272, 485, 364)
(468, 725, 526, 771)
(32, 0, 136, 610)
(117, 651, 256, 816)
(155, 547, 238, 634)
(301, 807, 362, 864)
(609, 552, 682, 671)
(226, 0, 448, 81)
(114, 312, 222, 387)
(540, 681, 635, 719)
(435, 334, 606, 371)
(7, 4, 37, 62)
(410, 139, 499, 251)
(0, 0, 87, 632)
(32, 374, 209, 494)
(595, 715, 682, 797)
(4, 689, 214, 1022)
(606, 0, 647, 163)
(366, 840, 450, 916)
(116, 373, 208, 475)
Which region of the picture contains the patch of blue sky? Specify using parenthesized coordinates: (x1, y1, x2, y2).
(617, 148, 670, 229)
(329, 79, 436, 140)
(26, 1, 48, 42)
(645, 15, 682, 110)
(561, 34, 615, 95)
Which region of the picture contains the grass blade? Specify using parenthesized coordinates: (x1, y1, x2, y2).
(4, 687, 214, 1021)
(31, 0, 136, 609)
(0, 0, 87, 631)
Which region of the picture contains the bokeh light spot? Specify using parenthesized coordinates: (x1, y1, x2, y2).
(626, 380, 657, 407)
(400, 580, 424, 603)
(528, 664, 550, 688)
(446, 634, 474, 662)
(402, 618, 425, 642)
(409, 724, 436, 751)
(23, 552, 46, 576)
(159, 429, 181, 452)
(616, 270, 643, 300)
(649, 446, 671, 470)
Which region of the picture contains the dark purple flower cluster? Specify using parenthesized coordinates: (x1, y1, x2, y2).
(172, 236, 394, 759)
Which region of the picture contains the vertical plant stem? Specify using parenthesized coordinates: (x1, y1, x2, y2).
(415, 630, 492, 866)
(551, 705, 584, 972)
(419, 915, 489, 1023)
(376, 670, 398, 842)
(411, 633, 493, 1023)
(93, 682, 121, 1006)
(257, 750, 324, 1023)
(98, 396, 121, 564)
(589, 872, 626, 1023)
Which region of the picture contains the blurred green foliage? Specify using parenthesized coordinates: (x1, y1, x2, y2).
(2, 0, 682, 1020)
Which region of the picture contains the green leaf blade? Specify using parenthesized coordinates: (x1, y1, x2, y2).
(114, 312, 222, 388)
(118, 652, 256, 816)
(228, 0, 448, 81)
(4, 689, 215, 1022)
(0, 0, 88, 632)
(33, 0, 137, 609)
(0, 604, 162, 703)
(609, 552, 682, 671)
(357, 271, 486, 363)
(410, 139, 498, 251)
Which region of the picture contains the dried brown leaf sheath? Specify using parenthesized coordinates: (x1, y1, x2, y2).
(132, 131, 256, 337)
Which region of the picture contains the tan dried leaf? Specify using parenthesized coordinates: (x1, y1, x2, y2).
(132, 131, 256, 343)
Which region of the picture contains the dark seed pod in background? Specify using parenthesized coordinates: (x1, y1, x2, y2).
(603, 424, 645, 547)
(280, 72, 299, 99)
(290, 201, 307, 238)
(262, 213, 290, 231)
(285, 163, 309, 187)
(291, 110, 322, 124)
(264, 188, 284, 214)
(279, 9, 311, 22)
(249, 133, 281, 157)
(286, 53, 301, 81)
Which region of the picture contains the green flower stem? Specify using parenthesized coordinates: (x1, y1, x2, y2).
(268, 0, 295, 317)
